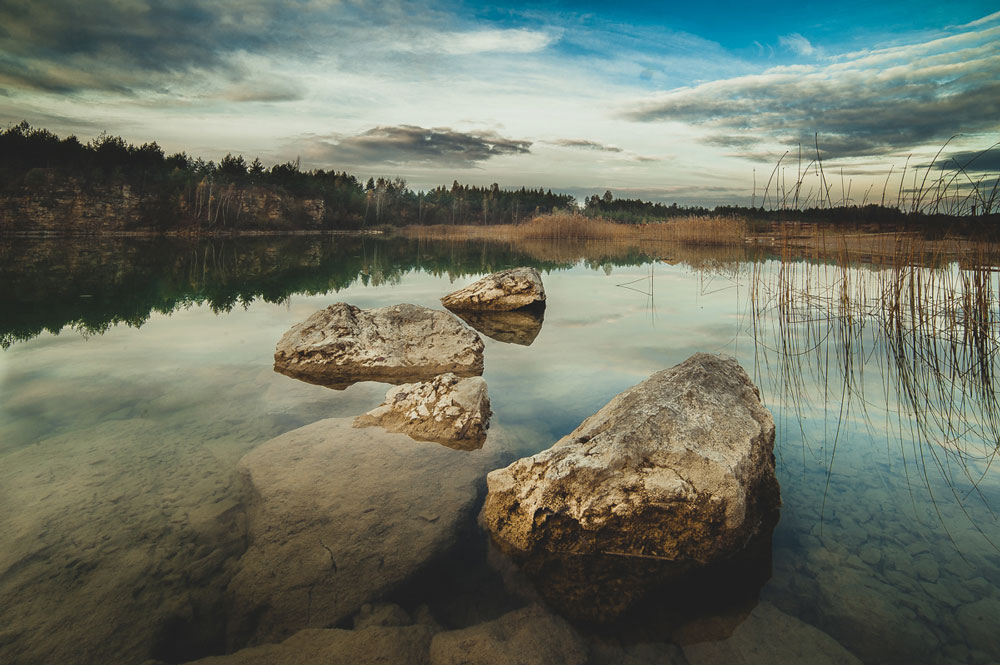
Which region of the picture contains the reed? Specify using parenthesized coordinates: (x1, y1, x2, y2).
(757, 137, 1000, 216)
(399, 212, 748, 247)
(742, 235, 1000, 543)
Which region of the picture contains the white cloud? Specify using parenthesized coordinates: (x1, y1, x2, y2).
(949, 10, 1000, 30)
(779, 33, 815, 56)
(399, 28, 556, 55)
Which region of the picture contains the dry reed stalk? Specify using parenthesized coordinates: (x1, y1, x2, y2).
(398, 212, 748, 247)
(741, 236, 1000, 544)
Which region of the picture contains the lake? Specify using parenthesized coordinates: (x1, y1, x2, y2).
(1, 234, 998, 665)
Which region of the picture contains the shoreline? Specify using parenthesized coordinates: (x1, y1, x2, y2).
(0, 228, 386, 239)
(4, 217, 999, 266)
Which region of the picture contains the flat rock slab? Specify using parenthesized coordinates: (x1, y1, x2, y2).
(683, 602, 862, 665)
(274, 303, 484, 389)
(354, 373, 491, 450)
(450, 308, 544, 346)
(226, 418, 499, 646)
(482, 353, 778, 562)
(429, 605, 588, 665)
(441, 267, 546, 312)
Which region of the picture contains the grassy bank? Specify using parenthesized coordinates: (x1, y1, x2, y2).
(399, 212, 749, 246)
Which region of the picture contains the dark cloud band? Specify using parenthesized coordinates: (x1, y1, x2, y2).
(303, 125, 532, 167)
(546, 138, 623, 152)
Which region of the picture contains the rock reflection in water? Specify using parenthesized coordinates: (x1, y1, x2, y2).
(448, 305, 545, 346)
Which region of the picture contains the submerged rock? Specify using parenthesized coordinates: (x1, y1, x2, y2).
(429, 605, 588, 665)
(956, 597, 1000, 657)
(0, 417, 248, 665)
(449, 308, 545, 346)
(184, 624, 437, 665)
(226, 418, 498, 646)
(354, 373, 491, 450)
(812, 566, 940, 664)
(587, 641, 688, 665)
(441, 267, 546, 312)
(682, 602, 862, 665)
(273, 303, 484, 389)
(491, 527, 775, 625)
(480, 353, 779, 620)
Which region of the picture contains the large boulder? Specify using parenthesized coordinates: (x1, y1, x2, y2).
(482, 353, 778, 561)
(273, 303, 484, 389)
(480, 353, 779, 619)
(354, 373, 491, 450)
(226, 418, 499, 646)
(441, 268, 546, 312)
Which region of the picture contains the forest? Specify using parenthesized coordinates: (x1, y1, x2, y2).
(0, 123, 575, 230)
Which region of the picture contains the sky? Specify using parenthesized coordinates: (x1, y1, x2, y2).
(1, 0, 999, 206)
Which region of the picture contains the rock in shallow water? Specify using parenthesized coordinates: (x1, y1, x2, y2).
(226, 418, 499, 646)
(441, 267, 546, 312)
(354, 373, 492, 450)
(480, 353, 780, 620)
(273, 303, 484, 389)
(682, 601, 862, 665)
(482, 352, 779, 562)
(429, 605, 588, 665)
(183, 624, 437, 665)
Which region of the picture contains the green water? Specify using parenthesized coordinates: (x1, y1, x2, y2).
(1, 236, 998, 664)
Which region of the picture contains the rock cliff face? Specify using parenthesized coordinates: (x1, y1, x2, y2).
(0, 181, 147, 233)
(441, 267, 546, 312)
(273, 303, 485, 389)
(0, 176, 325, 234)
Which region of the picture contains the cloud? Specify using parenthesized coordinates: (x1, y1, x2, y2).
(219, 77, 305, 103)
(0, 1, 552, 98)
(0, 107, 109, 134)
(626, 24, 1000, 160)
(935, 147, 1000, 172)
(779, 33, 815, 56)
(546, 138, 623, 152)
(700, 134, 762, 149)
(949, 10, 1000, 30)
(397, 28, 555, 55)
(301, 125, 532, 167)
(0, 0, 288, 94)
(543, 137, 660, 163)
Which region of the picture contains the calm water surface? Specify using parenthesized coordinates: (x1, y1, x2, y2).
(1, 236, 998, 664)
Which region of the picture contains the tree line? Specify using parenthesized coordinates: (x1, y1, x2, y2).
(0, 123, 575, 229)
(4, 123, 995, 234)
